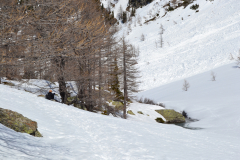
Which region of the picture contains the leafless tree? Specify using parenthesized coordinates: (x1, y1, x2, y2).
(128, 23, 132, 32)
(134, 18, 137, 27)
(182, 79, 190, 91)
(159, 24, 165, 48)
(211, 71, 216, 81)
(236, 49, 240, 66)
(140, 34, 145, 41)
(118, 5, 123, 20)
(137, 15, 142, 26)
(1, 0, 111, 104)
(1, 0, 140, 115)
(229, 53, 234, 60)
(171, 0, 178, 8)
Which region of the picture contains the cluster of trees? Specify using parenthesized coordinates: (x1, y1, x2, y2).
(118, 3, 136, 24)
(118, 5, 128, 23)
(128, 0, 154, 8)
(0, 0, 139, 118)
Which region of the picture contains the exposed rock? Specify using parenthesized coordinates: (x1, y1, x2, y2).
(67, 96, 79, 103)
(155, 109, 185, 123)
(0, 108, 42, 137)
(37, 95, 45, 97)
(137, 111, 144, 115)
(112, 101, 124, 109)
(127, 110, 135, 115)
(109, 100, 124, 111)
(155, 117, 164, 123)
(67, 96, 87, 110)
(101, 110, 108, 115)
(3, 82, 15, 86)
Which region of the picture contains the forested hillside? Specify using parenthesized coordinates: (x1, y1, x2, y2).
(0, 0, 139, 118)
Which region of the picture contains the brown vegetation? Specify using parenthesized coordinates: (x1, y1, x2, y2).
(0, 0, 139, 117)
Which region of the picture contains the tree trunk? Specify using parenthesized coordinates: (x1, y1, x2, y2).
(123, 40, 127, 119)
(56, 57, 67, 104)
(58, 76, 67, 103)
(99, 50, 102, 108)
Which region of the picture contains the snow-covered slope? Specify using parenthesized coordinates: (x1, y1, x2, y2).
(110, 0, 240, 90)
(1, 75, 240, 159)
(1, 0, 240, 159)
(137, 63, 240, 138)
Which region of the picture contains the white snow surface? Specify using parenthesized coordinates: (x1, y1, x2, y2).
(1, 63, 240, 159)
(1, 0, 240, 159)
(137, 63, 240, 138)
(111, 0, 240, 90)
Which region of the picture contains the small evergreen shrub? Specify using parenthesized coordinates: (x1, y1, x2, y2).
(129, 0, 154, 9)
(137, 97, 165, 108)
(190, 4, 199, 10)
(130, 8, 136, 17)
(182, 110, 188, 118)
(122, 11, 127, 23)
(168, 6, 174, 11)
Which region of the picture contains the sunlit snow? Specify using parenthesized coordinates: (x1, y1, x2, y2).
(1, 0, 240, 159)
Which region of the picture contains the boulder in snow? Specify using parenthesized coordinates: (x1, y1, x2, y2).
(127, 110, 135, 115)
(155, 109, 185, 123)
(137, 111, 144, 115)
(0, 108, 42, 137)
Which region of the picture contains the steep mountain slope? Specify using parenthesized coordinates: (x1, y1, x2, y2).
(105, 0, 240, 90)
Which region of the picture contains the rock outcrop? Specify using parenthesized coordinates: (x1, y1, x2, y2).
(155, 117, 164, 123)
(137, 111, 144, 114)
(155, 109, 185, 123)
(127, 110, 135, 115)
(67, 96, 87, 110)
(0, 108, 42, 137)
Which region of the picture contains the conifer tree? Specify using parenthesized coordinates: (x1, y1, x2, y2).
(110, 58, 124, 101)
(119, 36, 140, 118)
(122, 12, 127, 23)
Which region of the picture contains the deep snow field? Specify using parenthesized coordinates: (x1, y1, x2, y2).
(1, 0, 240, 159)
(1, 63, 240, 160)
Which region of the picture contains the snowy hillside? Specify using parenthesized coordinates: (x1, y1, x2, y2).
(1, 64, 240, 159)
(1, 0, 240, 159)
(104, 0, 240, 90)
(137, 63, 240, 137)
